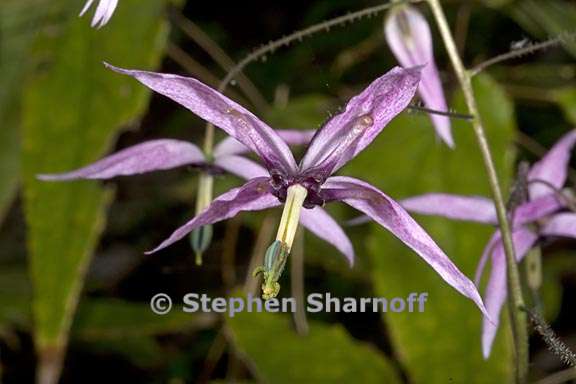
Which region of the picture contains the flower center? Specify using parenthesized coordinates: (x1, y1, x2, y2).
(269, 171, 325, 208)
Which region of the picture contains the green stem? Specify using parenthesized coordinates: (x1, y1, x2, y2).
(426, 0, 528, 382)
(203, 123, 215, 157)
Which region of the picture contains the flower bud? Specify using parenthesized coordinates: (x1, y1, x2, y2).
(384, 4, 453, 147)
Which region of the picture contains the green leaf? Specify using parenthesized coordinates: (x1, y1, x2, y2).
(0, 1, 49, 222)
(229, 311, 401, 383)
(342, 75, 515, 382)
(21, 0, 170, 375)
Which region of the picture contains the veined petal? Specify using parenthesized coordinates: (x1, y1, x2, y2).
(481, 228, 538, 358)
(300, 66, 420, 176)
(147, 177, 279, 254)
(214, 155, 268, 180)
(105, 64, 297, 175)
(37, 139, 205, 180)
(529, 130, 576, 199)
(299, 207, 355, 265)
(214, 129, 316, 157)
(384, 5, 452, 147)
(401, 193, 497, 224)
(322, 176, 488, 315)
(541, 212, 576, 238)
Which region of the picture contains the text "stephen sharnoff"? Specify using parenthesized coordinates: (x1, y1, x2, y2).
(150, 292, 429, 316)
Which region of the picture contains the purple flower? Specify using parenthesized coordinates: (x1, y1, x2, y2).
(80, 0, 118, 28)
(37, 131, 314, 183)
(60, 63, 491, 313)
(384, 4, 453, 147)
(38, 125, 315, 262)
(398, 130, 576, 357)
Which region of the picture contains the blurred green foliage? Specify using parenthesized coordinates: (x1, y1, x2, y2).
(229, 310, 401, 383)
(20, 0, 170, 378)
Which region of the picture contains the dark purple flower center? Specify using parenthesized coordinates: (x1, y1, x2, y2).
(269, 170, 325, 208)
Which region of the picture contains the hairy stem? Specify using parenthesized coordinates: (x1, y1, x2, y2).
(217, 0, 423, 93)
(470, 31, 576, 77)
(427, 0, 528, 382)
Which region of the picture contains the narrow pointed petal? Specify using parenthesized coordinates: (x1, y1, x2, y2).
(384, 5, 452, 147)
(214, 155, 268, 180)
(37, 139, 205, 181)
(105, 63, 297, 174)
(481, 228, 538, 358)
(322, 176, 488, 315)
(401, 193, 497, 224)
(475, 230, 501, 285)
(541, 213, 576, 238)
(97, 0, 118, 28)
(529, 130, 576, 199)
(214, 129, 316, 157)
(82, 0, 118, 28)
(147, 178, 279, 254)
(300, 66, 420, 176)
(299, 207, 355, 265)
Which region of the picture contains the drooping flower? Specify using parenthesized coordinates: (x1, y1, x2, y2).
(384, 4, 453, 147)
(80, 0, 118, 28)
(396, 130, 576, 358)
(67, 62, 490, 314)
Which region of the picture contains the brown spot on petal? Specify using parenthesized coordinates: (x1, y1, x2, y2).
(352, 114, 374, 134)
(226, 109, 251, 131)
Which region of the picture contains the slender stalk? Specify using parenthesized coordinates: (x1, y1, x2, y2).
(426, 0, 528, 382)
(291, 229, 309, 335)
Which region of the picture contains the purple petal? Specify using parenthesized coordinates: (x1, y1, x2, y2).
(79, 0, 95, 16)
(384, 5, 453, 147)
(481, 228, 538, 358)
(541, 212, 576, 238)
(529, 130, 576, 199)
(299, 207, 355, 265)
(214, 155, 268, 180)
(81, 0, 118, 28)
(472, 194, 563, 285)
(322, 176, 488, 315)
(300, 66, 421, 177)
(475, 230, 501, 285)
(514, 193, 565, 226)
(147, 177, 279, 254)
(401, 193, 497, 224)
(37, 139, 205, 181)
(105, 63, 297, 175)
(214, 129, 316, 158)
